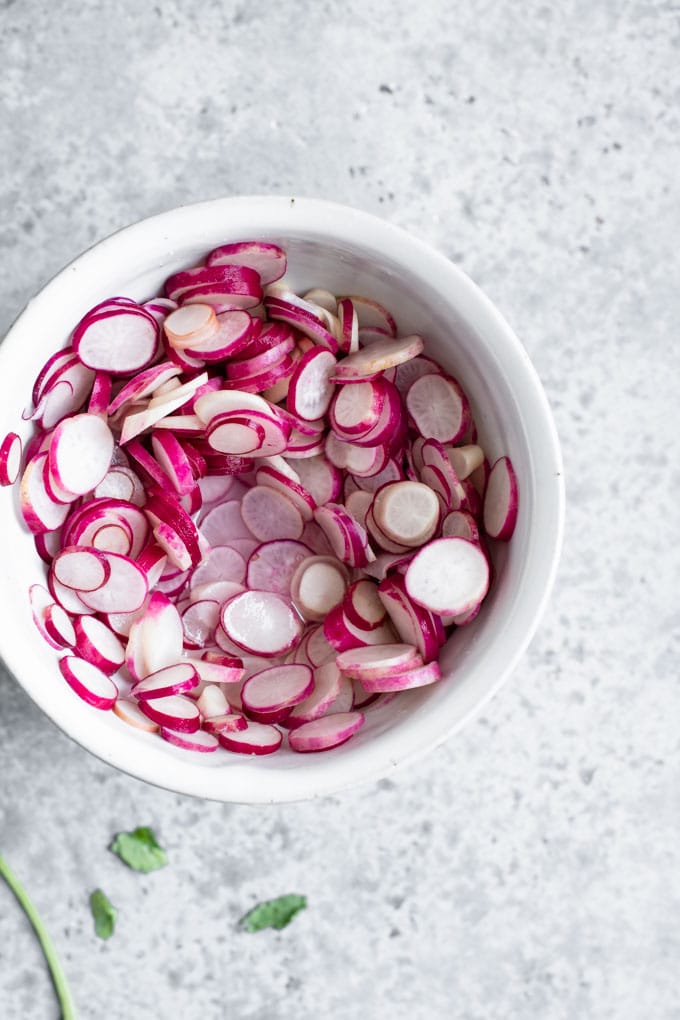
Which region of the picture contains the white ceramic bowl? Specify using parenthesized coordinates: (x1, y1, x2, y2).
(0, 197, 564, 802)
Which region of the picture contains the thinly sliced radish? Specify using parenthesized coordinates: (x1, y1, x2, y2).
(160, 728, 219, 752)
(333, 335, 423, 380)
(377, 575, 441, 663)
(483, 456, 519, 540)
(107, 362, 182, 415)
(290, 555, 349, 621)
(226, 335, 295, 379)
(241, 664, 314, 720)
(220, 590, 303, 657)
(151, 432, 196, 495)
(183, 310, 253, 360)
(287, 348, 337, 421)
(441, 509, 480, 543)
(47, 414, 114, 496)
(265, 297, 339, 352)
(29, 584, 65, 649)
(78, 551, 149, 614)
(48, 573, 94, 615)
(208, 409, 290, 458)
(285, 661, 351, 727)
(52, 546, 110, 592)
(89, 373, 114, 416)
(113, 699, 159, 732)
(0, 432, 22, 485)
(59, 656, 118, 710)
(195, 683, 229, 718)
(323, 603, 396, 652)
(335, 642, 421, 680)
(254, 466, 315, 521)
(163, 303, 219, 348)
(190, 545, 247, 588)
(341, 295, 396, 335)
(73, 306, 159, 374)
(199, 499, 255, 546)
(393, 354, 441, 397)
(133, 662, 200, 700)
(43, 602, 77, 648)
(203, 712, 248, 734)
(289, 455, 342, 507)
(313, 504, 375, 568)
(357, 660, 442, 692)
(20, 453, 72, 534)
(181, 599, 220, 648)
(194, 652, 244, 685)
(207, 240, 287, 284)
(371, 481, 440, 548)
(73, 615, 125, 673)
(306, 624, 337, 667)
(217, 721, 282, 755)
(288, 711, 364, 752)
(240, 485, 304, 541)
(405, 537, 490, 615)
(246, 540, 312, 596)
(138, 694, 201, 732)
(406, 374, 470, 443)
(341, 579, 386, 632)
(166, 264, 262, 307)
(329, 379, 385, 437)
(94, 466, 146, 506)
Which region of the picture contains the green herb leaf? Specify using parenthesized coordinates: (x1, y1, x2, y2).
(0, 852, 76, 1019)
(109, 826, 167, 873)
(89, 888, 116, 940)
(239, 894, 307, 933)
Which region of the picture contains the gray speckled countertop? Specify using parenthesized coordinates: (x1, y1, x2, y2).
(1, 2, 678, 1018)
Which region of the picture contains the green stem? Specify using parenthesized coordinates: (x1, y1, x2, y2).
(0, 852, 76, 1020)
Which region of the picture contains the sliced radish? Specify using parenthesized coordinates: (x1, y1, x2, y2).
(29, 584, 68, 650)
(332, 334, 423, 380)
(0, 432, 22, 486)
(107, 361, 182, 415)
(166, 263, 262, 307)
(342, 579, 386, 632)
(59, 655, 118, 710)
(357, 659, 442, 692)
(246, 539, 312, 596)
(405, 537, 490, 615)
(199, 499, 255, 546)
(240, 485, 304, 541)
(138, 694, 201, 732)
(20, 453, 72, 534)
(220, 590, 303, 657)
(341, 295, 396, 335)
(287, 348, 337, 421)
(163, 303, 219, 348)
(241, 663, 314, 720)
(196, 683, 229, 718)
(288, 711, 364, 752)
(43, 602, 77, 649)
(254, 466, 315, 522)
(406, 374, 471, 443)
(52, 546, 110, 592)
(190, 545, 247, 588)
(73, 616, 125, 674)
(446, 443, 484, 480)
(441, 509, 480, 543)
(290, 555, 349, 621)
(207, 240, 287, 284)
(329, 379, 385, 437)
(73, 306, 159, 374)
(203, 713, 248, 734)
(160, 728, 219, 752)
(483, 456, 519, 540)
(335, 642, 421, 680)
(285, 661, 350, 727)
(48, 414, 114, 496)
(377, 574, 441, 663)
(371, 481, 440, 548)
(181, 599, 220, 648)
(113, 699, 159, 732)
(289, 455, 342, 507)
(217, 721, 282, 755)
(77, 551, 149, 614)
(133, 662, 200, 700)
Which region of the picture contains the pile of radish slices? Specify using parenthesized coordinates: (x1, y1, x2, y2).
(2, 240, 518, 757)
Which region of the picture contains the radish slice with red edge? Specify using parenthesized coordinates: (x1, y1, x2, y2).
(287, 348, 337, 421)
(405, 537, 490, 615)
(59, 656, 118, 710)
(42, 602, 76, 649)
(241, 664, 314, 718)
(203, 712, 248, 734)
(285, 661, 348, 728)
(335, 642, 422, 680)
(245, 539, 312, 596)
(138, 694, 201, 732)
(133, 662, 200, 700)
(406, 374, 471, 443)
(356, 659, 442, 692)
(160, 728, 219, 752)
(0, 432, 22, 485)
(113, 699, 159, 732)
(240, 485, 304, 542)
(332, 335, 423, 380)
(288, 711, 364, 753)
(73, 615, 125, 674)
(371, 481, 440, 548)
(217, 721, 283, 755)
(207, 241, 287, 284)
(220, 590, 303, 657)
(73, 307, 159, 374)
(290, 555, 349, 621)
(483, 456, 519, 540)
(77, 551, 149, 614)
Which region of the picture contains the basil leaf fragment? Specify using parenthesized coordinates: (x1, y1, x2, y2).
(109, 826, 167, 873)
(240, 894, 307, 933)
(89, 888, 116, 940)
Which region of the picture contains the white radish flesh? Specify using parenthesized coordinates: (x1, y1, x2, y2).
(246, 540, 312, 597)
(335, 643, 421, 679)
(113, 699, 159, 732)
(78, 552, 149, 614)
(73, 616, 125, 674)
(138, 694, 201, 732)
(288, 711, 364, 752)
(160, 728, 219, 752)
(357, 660, 442, 692)
(220, 591, 303, 657)
(332, 335, 423, 380)
(483, 456, 519, 541)
(240, 485, 304, 542)
(406, 374, 470, 443)
(59, 656, 118, 710)
(241, 664, 314, 715)
(371, 481, 439, 548)
(286, 348, 337, 422)
(134, 663, 200, 700)
(48, 414, 114, 496)
(290, 556, 349, 621)
(217, 721, 282, 755)
(405, 538, 490, 615)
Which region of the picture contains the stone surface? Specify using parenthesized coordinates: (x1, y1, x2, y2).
(1, 1, 679, 1018)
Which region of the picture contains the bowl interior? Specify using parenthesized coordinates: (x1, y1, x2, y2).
(0, 197, 563, 802)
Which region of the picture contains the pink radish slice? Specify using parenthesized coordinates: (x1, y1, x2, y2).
(198, 499, 255, 546)
(164, 303, 219, 348)
(59, 656, 118, 710)
(240, 486, 304, 541)
(151, 432, 196, 495)
(341, 295, 396, 335)
(265, 298, 339, 353)
(352, 458, 403, 494)
(183, 310, 253, 360)
(32, 348, 78, 406)
(35, 529, 63, 564)
(197, 474, 236, 503)
(20, 453, 72, 534)
(470, 456, 491, 497)
(329, 379, 385, 437)
(207, 241, 287, 284)
(138, 694, 201, 732)
(226, 335, 295, 378)
(107, 361, 181, 414)
(357, 659, 442, 692)
(406, 374, 471, 443)
(221, 354, 296, 394)
(323, 604, 395, 653)
(336, 297, 359, 353)
(483, 456, 519, 540)
(88, 373, 113, 415)
(333, 335, 423, 380)
(220, 591, 303, 657)
(288, 711, 364, 753)
(335, 642, 421, 680)
(290, 556, 349, 621)
(190, 580, 245, 606)
(208, 410, 289, 458)
(203, 712, 248, 734)
(119, 372, 209, 445)
(73, 616, 125, 673)
(285, 661, 349, 727)
(393, 354, 441, 397)
(94, 466, 146, 506)
(73, 307, 159, 374)
(196, 683, 229, 717)
(217, 721, 282, 755)
(52, 546, 110, 591)
(113, 699, 159, 732)
(160, 728, 219, 752)
(190, 545, 247, 588)
(43, 601, 76, 649)
(287, 348, 337, 421)
(442, 509, 480, 543)
(342, 579, 386, 632)
(29, 584, 66, 649)
(246, 540, 312, 596)
(377, 575, 441, 663)
(254, 466, 316, 522)
(405, 537, 490, 615)
(77, 551, 149, 614)
(241, 663, 314, 716)
(166, 264, 262, 306)
(133, 662, 200, 700)
(313, 504, 375, 568)
(302, 288, 337, 314)
(366, 507, 413, 555)
(48, 574, 94, 615)
(0, 432, 22, 485)
(181, 599, 220, 647)
(371, 481, 440, 548)
(48, 414, 114, 496)
(195, 653, 244, 686)
(288, 455, 342, 507)
(306, 624, 337, 666)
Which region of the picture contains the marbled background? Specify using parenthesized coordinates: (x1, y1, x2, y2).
(1, 1, 678, 1018)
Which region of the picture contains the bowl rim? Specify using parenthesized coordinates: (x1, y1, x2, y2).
(0, 195, 565, 802)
